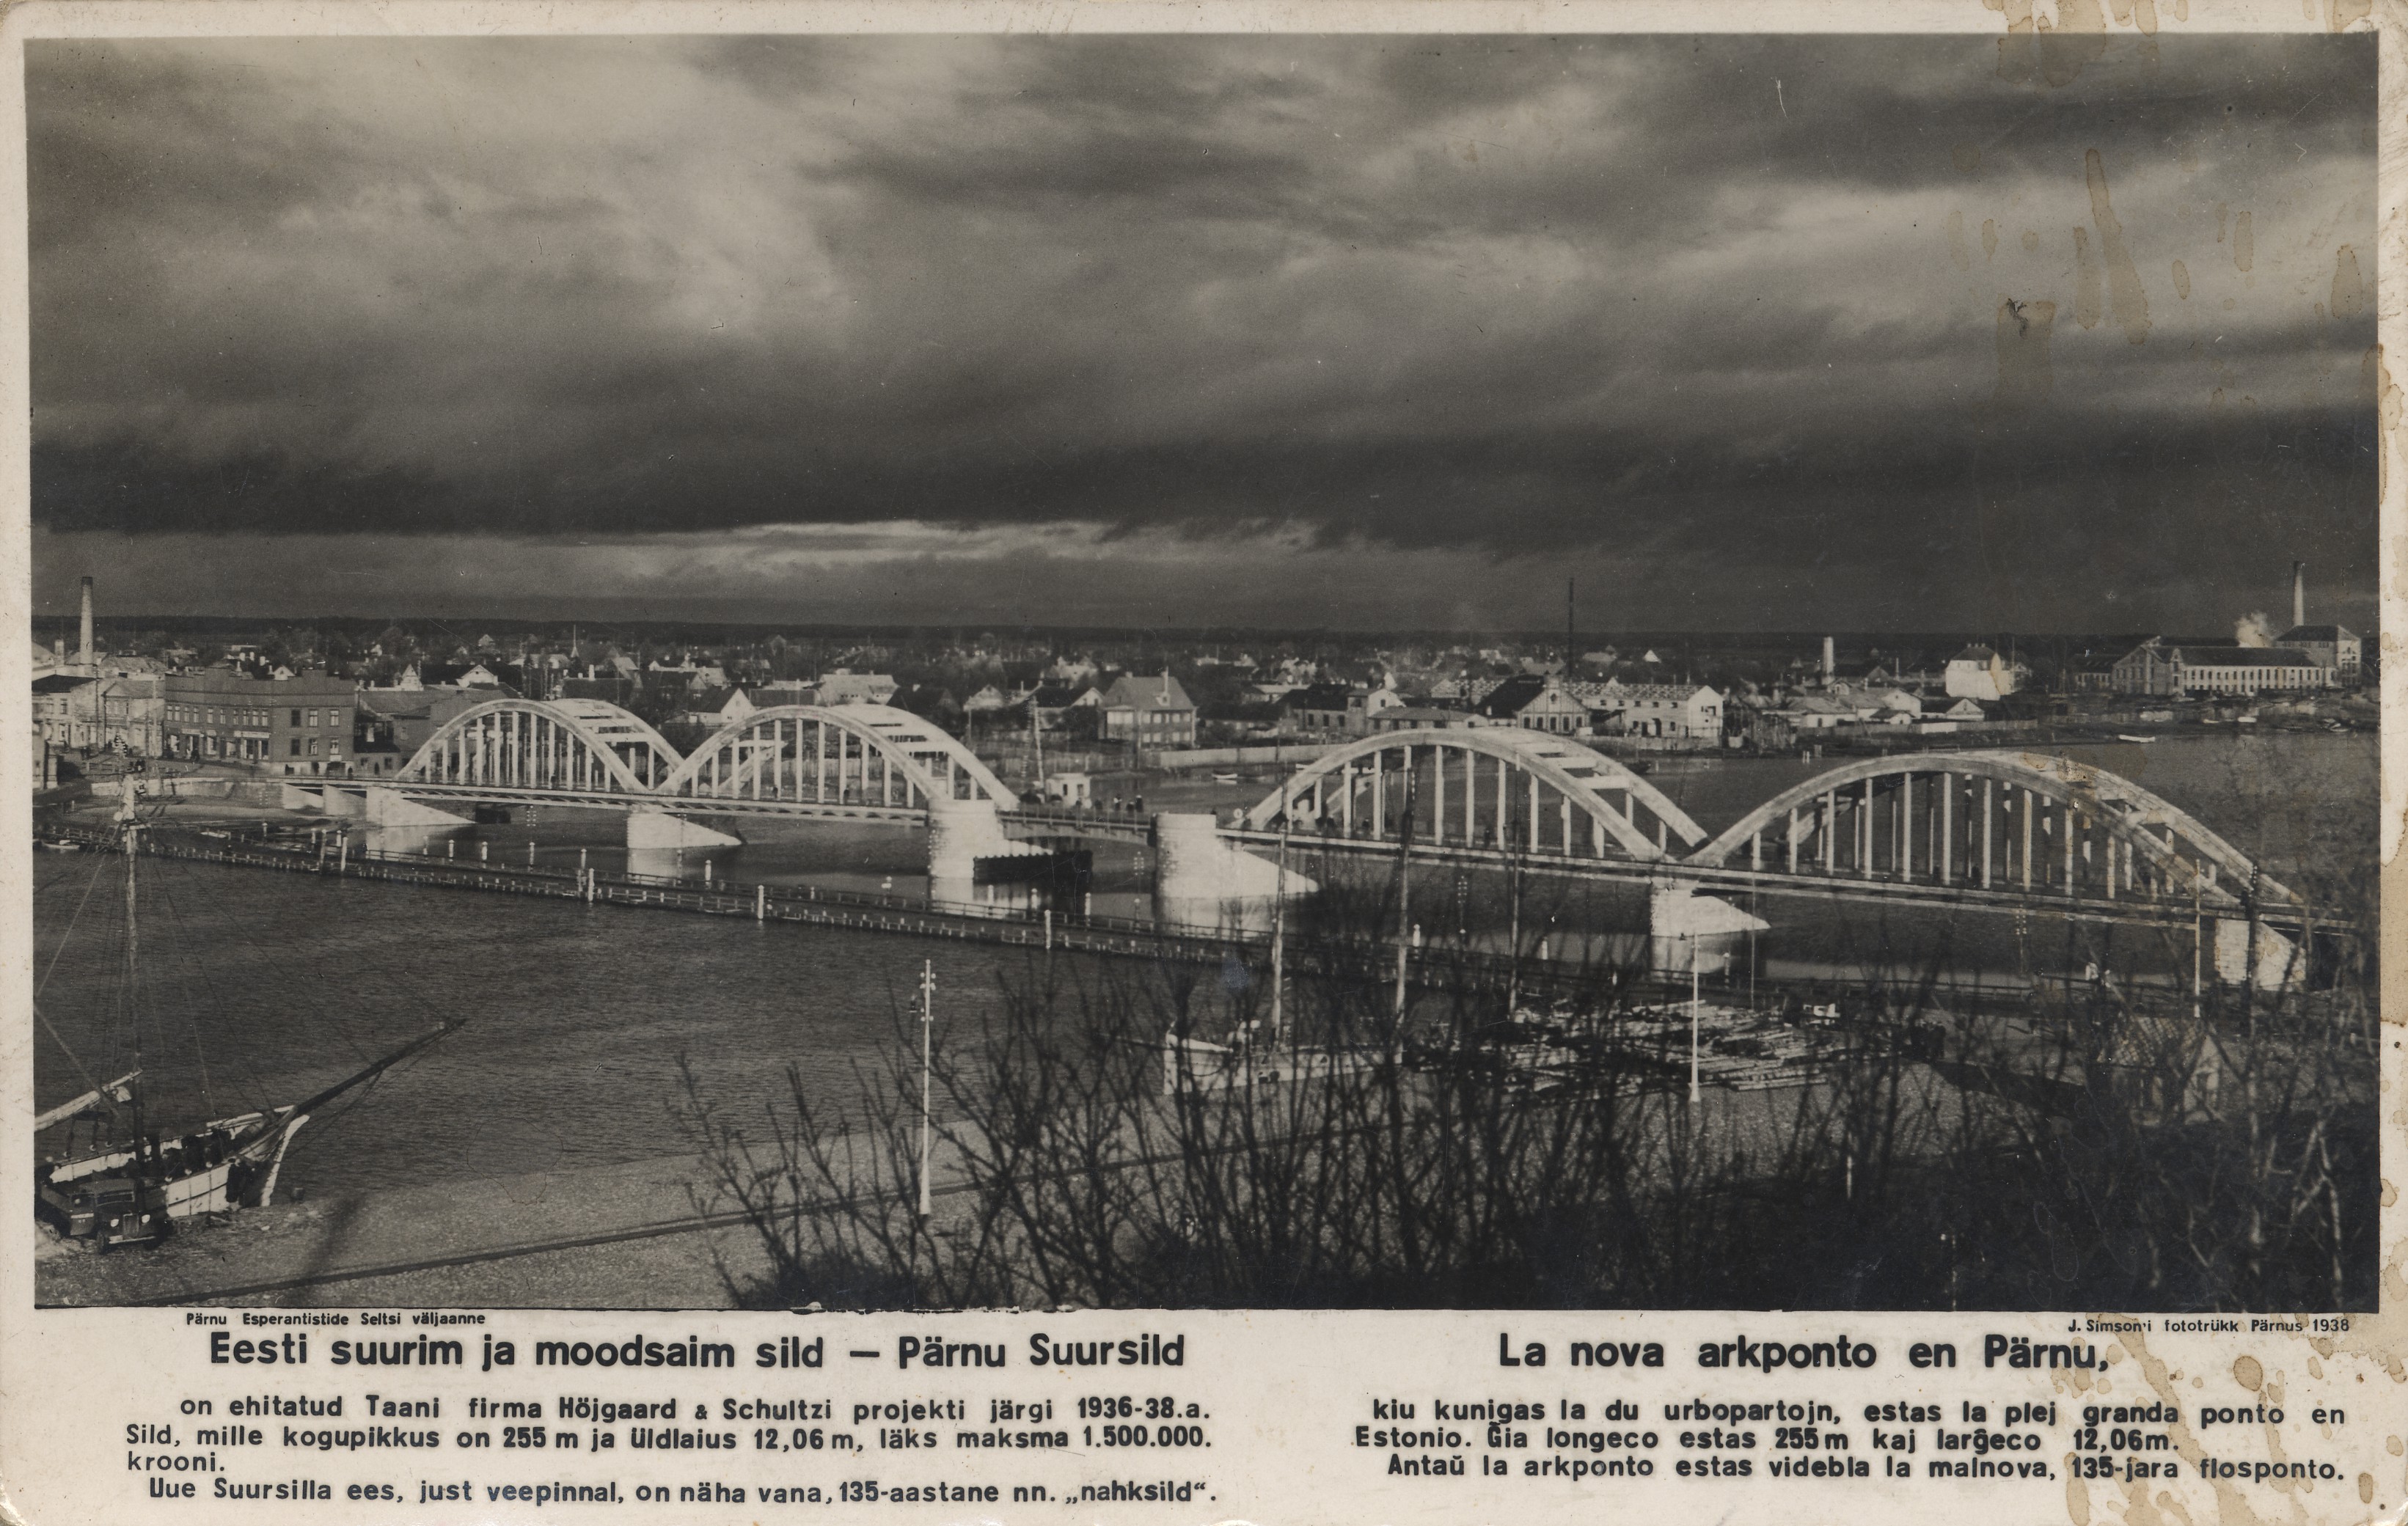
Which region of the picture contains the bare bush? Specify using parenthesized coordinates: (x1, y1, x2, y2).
(677, 856, 2374, 1313)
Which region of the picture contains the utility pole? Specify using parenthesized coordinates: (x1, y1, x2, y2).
(1689, 931, 1703, 1115)
(918, 961, 936, 1221)
(1271, 823, 1289, 1057)
(1393, 785, 1414, 1028)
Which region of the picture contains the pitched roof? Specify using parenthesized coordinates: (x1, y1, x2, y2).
(1611, 682, 1718, 703)
(1100, 673, 1194, 709)
(1284, 683, 1354, 711)
(1471, 674, 1548, 717)
(2277, 625, 2354, 642)
(2169, 646, 2322, 667)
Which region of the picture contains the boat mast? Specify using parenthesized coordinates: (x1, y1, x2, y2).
(118, 772, 144, 1150)
(284, 1020, 466, 1120)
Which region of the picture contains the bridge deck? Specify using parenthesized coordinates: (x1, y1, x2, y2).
(1225, 829, 2349, 936)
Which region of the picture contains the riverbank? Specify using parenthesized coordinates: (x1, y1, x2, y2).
(35, 1060, 1905, 1310)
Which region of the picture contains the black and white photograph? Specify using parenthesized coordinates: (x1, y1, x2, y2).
(24, 21, 2382, 1324)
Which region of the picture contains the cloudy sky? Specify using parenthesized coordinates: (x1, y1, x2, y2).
(26, 30, 2379, 633)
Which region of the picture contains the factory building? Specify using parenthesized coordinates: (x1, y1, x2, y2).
(2109, 639, 2330, 697)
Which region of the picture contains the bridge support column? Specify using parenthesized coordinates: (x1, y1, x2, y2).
(926, 798, 1045, 906)
(628, 810, 743, 851)
(1981, 779, 1993, 887)
(1650, 881, 1771, 975)
(1153, 812, 1317, 932)
(1939, 774, 1953, 884)
(1861, 777, 1873, 878)
(2214, 917, 2303, 990)
(365, 788, 470, 829)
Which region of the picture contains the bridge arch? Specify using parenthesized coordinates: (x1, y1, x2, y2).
(1242, 726, 1708, 861)
(395, 698, 684, 793)
(662, 704, 1019, 808)
(1686, 749, 2292, 907)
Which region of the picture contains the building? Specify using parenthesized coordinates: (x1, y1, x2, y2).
(677, 686, 757, 730)
(2275, 624, 2360, 681)
(1041, 771, 1094, 807)
(33, 673, 163, 755)
(31, 675, 90, 748)
(1368, 705, 1465, 733)
(356, 687, 484, 769)
(414, 661, 516, 692)
(1468, 675, 1547, 726)
(1281, 683, 1355, 734)
(2110, 639, 2330, 697)
(1778, 694, 1870, 730)
(1595, 681, 1723, 739)
(817, 669, 899, 706)
(1509, 681, 1592, 735)
(1944, 645, 2026, 700)
(164, 672, 358, 774)
(1098, 673, 1198, 748)
(1722, 695, 1796, 751)
(2059, 643, 2139, 694)
(1353, 686, 1408, 731)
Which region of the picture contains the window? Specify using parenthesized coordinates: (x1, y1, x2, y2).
(290, 709, 302, 727)
(290, 738, 302, 756)
(308, 737, 321, 756)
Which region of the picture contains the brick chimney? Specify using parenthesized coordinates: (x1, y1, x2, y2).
(76, 576, 94, 665)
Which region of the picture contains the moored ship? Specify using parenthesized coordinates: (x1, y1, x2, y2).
(34, 774, 461, 1250)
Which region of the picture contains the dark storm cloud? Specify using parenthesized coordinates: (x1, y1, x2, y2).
(23, 30, 2379, 625)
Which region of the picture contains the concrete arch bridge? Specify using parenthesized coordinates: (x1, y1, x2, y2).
(1212, 734, 2319, 960)
(309, 711, 2312, 940)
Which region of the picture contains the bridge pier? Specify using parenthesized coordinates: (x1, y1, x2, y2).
(927, 798, 1049, 906)
(1152, 812, 1318, 931)
(2214, 917, 2304, 990)
(1648, 881, 1769, 976)
(365, 788, 469, 829)
(628, 809, 743, 851)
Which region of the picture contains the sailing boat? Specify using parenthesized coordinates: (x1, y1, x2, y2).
(34, 774, 463, 1250)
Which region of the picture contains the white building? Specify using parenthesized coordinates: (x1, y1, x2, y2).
(818, 670, 899, 705)
(1595, 681, 1722, 739)
(1944, 645, 2025, 701)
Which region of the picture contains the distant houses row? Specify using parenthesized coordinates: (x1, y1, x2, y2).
(29, 619, 2369, 787)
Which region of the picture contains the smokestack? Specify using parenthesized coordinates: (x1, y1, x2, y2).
(2292, 561, 2306, 630)
(1821, 636, 1834, 680)
(77, 576, 94, 665)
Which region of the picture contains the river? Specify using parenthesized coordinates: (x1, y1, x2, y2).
(31, 730, 2372, 1203)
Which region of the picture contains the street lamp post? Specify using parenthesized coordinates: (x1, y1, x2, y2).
(918, 960, 936, 1222)
(1688, 932, 1702, 1112)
